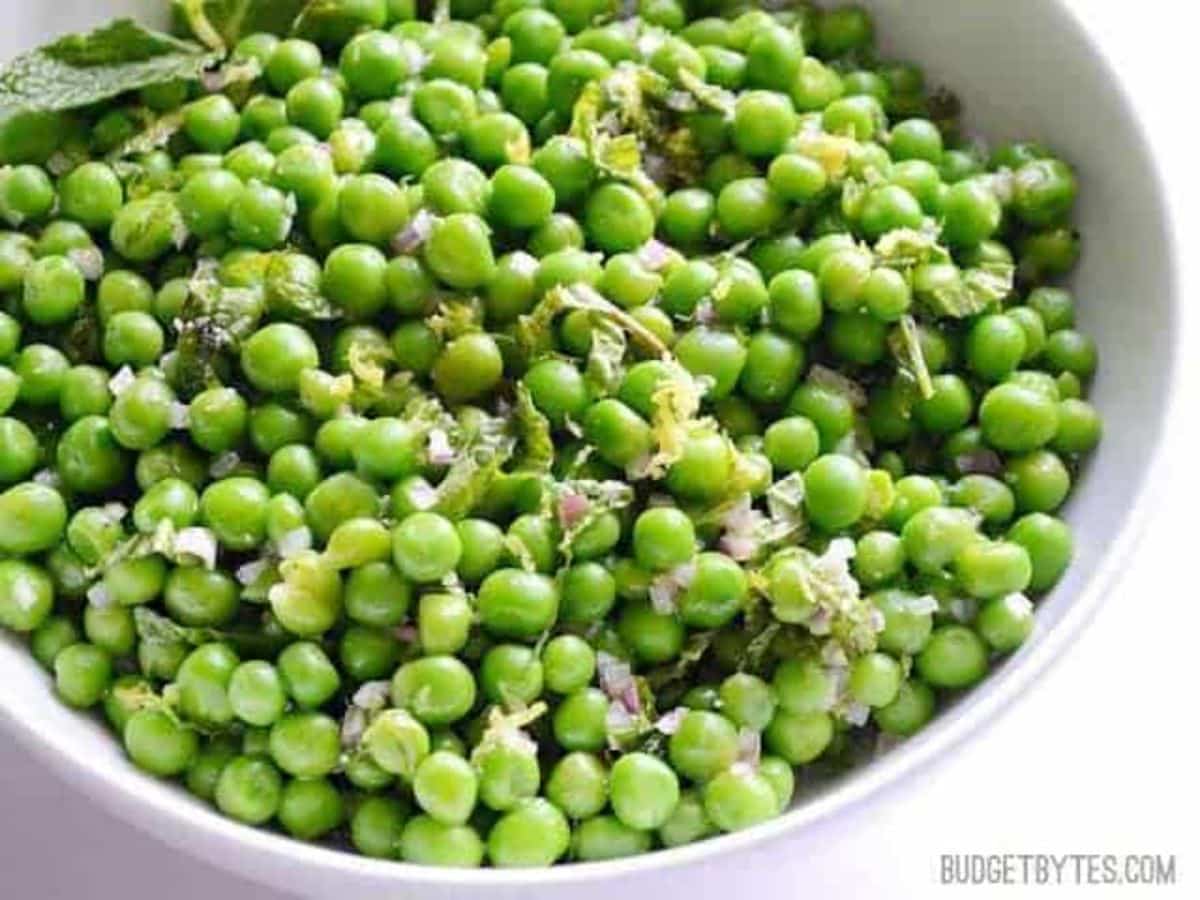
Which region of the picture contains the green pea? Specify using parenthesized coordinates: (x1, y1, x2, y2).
(23, 255, 85, 325)
(215, 756, 283, 825)
(350, 793, 407, 858)
(475, 740, 540, 812)
(124, 708, 198, 776)
(54, 642, 112, 708)
(0, 482, 67, 555)
(400, 815, 484, 867)
(478, 568, 559, 639)
(278, 641, 341, 709)
(487, 798, 570, 867)
(278, 777, 344, 841)
(804, 455, 868, 532)
(0, 560, 54, 632)
(916, 625, 989, 689)
(874, 679, 936, 736)
(391, 656, 476, 726)
(658, 788, 717, 847)
(704, 768, 779, 833)
(610, 752, 680, 831)
(679, 552, 748, 630)
(902, 506, 979, 574)
(668, 710, 739, 782)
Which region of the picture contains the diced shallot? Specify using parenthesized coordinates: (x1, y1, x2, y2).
(174, 527, 218, 569)
(108, 366, 136, 397)
(352, 680, 392, 711)
(557, 492, 591, 529)
(390, 209, 436, 255)
(87, 583, 114, 609)
(236, 558, 272, 586)
(426, 428, 455, 465)
(654, 707, 688, 735)
(276, 528, 313, 559)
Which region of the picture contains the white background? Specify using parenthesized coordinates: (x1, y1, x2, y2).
(1, 1, 1196, 897)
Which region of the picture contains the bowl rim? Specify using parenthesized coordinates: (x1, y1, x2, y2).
(0, 0, 1183, 890)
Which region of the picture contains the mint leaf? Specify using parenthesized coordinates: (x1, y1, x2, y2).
(0, 19, 220, 116)
(918, 263, 1015, 319)
(293, 0, 389, 47)
(175, 0, 312, 50)
(514, 384, 554, 474)
(434, 421, 517, 521)
(584, 317, 627, 397)
(889, 314, 935, 400)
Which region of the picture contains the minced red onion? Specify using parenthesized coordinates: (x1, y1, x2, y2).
(1005, 592, 1034, 616)
(824, 537, 857, 566)
(235, 558, 272, 586)
(508, 251, 539, 278)
(167, 402, 190, 430)
(648, 561, 697, 615)
(86, 583, 114, 609)
(107, 366, 136, 397)
(955, 449, 1004, 476)
(426, 428, 455, 465)
(625, 453, 655, 481)
(897, 593, 940, 616)
(648, 579, 676, 616)
(636, 238, 674, 272)
(805, 605, 834, 636)
(100, 503, 128, 523)
(32, 469, 61, 488)
(340, 706, 368, 749)
(352, 680, 392, 711)
(557, 492, 591, 529)
(171, 216, 190, 251)
(597, 652, 640, 714)
(843, 702, 871, 727)
(46, 152, 75, 176)
(947, 597, 977, 623)
(8, 576, 43, 618)
(391, 209, 436, 254)
(410, 480, 438, 510)
(174, 527, 217, 569)
(808, 364, 868, 408)
(821, 641, 849, 668)
(822, 666, 848, 712)
(642, 151, 671, 186)
(400, 41, 429, 74)
(736, 727, 761, 770)
(208, 451, 241, 478)
(654, 708, 687, 735)
(606, 700, 635, 735)
(199, 70, 223, 93)
(67, 247, 104, 281)
(276, 527, 313, 559)
(719, 534, 758, 562)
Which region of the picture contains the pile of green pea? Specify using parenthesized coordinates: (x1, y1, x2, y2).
(0, 0, 1100, 869)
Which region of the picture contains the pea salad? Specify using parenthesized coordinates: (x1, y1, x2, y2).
(0, 0, 1097, 869)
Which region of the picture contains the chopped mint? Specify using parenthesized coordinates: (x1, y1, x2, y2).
(584, 317, 628, 397)
(176, 0, 311, 51)
(514, 384, 554, 474)
(889, 314, 935, 400)
(0, 19, 220, 116)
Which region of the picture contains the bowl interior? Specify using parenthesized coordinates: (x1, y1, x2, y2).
(0, 1, 1178, 897)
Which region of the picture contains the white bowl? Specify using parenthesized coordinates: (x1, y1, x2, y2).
(0, 1, 1180, 897)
